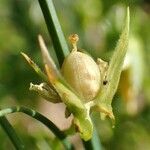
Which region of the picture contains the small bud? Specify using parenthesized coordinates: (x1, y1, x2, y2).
(68, 34, 79, 51)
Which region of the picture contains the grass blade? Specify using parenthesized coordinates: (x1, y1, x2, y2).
(38, 0, 70, 65)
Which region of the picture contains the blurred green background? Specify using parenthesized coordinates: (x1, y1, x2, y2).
(0, 0, 150, 149)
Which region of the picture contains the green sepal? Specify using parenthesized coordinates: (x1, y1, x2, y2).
(94, 7, 130, 121)
(52, 80, 93, 141)
(21, 52, 61, 103)
(21, 52, 48, 82)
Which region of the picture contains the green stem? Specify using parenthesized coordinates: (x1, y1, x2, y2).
(0, 116, 25, 150)
(38, 0, 70, 65)
(0, 106, 73, 150)
(82, 125, 102, 150)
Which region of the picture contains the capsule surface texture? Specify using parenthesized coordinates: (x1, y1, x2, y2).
(61, 51, 101, 102)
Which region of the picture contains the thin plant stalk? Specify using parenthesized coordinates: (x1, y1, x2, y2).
(0, 116, 25, 150)
(0, 106, 73, 150)
(38, 0, 70, 65)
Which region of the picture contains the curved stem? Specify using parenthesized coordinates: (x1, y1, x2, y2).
(0, 116, 25, 150)
(0, 106, 73, 150)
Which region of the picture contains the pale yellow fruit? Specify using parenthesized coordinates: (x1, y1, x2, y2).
(61, 51, 101, 102)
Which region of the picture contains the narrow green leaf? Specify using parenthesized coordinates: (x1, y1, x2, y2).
(0, 116, 25, 150)
(38, 0, 70, 65)
(95, 7, 130, 120)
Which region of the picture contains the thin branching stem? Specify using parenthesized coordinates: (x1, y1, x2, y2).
(0, 106, 73, 150)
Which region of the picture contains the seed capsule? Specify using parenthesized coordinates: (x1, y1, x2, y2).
(61, 34, 101, 102)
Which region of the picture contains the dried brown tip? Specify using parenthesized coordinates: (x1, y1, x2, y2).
(45, 64, 56, 84)
(21, 52, 33, 65)
(38, 34, 59, 76)
(68, 34, 79, 51)
(38, 34, 47, 56)
(38, 34, 49, 65)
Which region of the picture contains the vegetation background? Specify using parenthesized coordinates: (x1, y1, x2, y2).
(0, 0, 150, 149)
